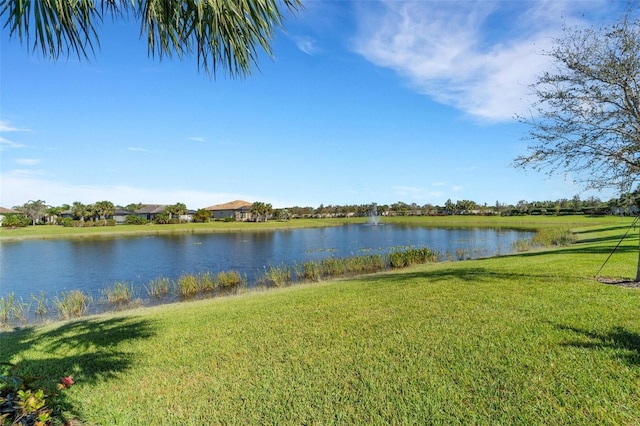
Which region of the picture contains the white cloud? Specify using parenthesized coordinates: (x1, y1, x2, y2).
(0, 120, 31, 150)
(0, 137, 26, 150)
(392, 185, 426, 200)
(188, 136, 205, 142)
(0, 120, 29, 133)
(4, 169, 47, 180)
(15, 158, 41, 166)
(293, 36, 319, 55)
(128, 147, 148, 152)
(352, 1, 598, 122)
(0, 172, 254, 209)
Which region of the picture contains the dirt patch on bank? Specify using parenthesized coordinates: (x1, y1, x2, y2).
(597, 277, 640, 288)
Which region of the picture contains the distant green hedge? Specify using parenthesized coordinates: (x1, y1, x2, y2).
(62, 219, 116, 227)
(1, 214, 29, 227)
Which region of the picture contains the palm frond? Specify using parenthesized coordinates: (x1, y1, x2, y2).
(1, 0, 303, 77)
(1, 0, 102, 59)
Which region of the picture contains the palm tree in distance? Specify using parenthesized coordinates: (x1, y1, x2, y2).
(1, 0, 303, 78)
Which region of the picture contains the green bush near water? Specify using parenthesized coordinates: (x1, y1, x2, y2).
(0, 215, 29, 228)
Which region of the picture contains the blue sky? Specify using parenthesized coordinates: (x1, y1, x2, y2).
(0, 1, 623, 210)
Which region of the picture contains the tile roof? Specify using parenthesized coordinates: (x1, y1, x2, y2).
(204, 200, 252, 211)
(0, 207, 19, 214)
(135, 204, 167, 214)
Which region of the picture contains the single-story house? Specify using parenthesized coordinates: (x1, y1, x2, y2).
(113, 208, 135, 224)
(57, 205, 192, 223)
(204, 200, 253, 221)
(0, 207, 20, 225)
(135, 204, 168, 221)
(59, 209, 130, 223)
(179, 210, 196, 223)
(133, 205, 194, 222)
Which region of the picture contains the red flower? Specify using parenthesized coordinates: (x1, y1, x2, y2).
(60, 376, 74, 388)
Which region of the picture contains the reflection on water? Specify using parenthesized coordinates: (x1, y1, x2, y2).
(0, 224, 533, 300)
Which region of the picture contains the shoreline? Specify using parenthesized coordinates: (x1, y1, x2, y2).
(0, 215, 622, 242)
(0, 218, 354, 242)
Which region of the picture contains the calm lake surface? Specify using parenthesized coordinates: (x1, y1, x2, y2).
(0, 224, 534, 301)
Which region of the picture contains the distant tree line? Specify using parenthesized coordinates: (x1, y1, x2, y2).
(2, 200, 202, 228)
(3, 193, 640, 228)
(1, 200, 277, 227)
(285, 194, 639, 218)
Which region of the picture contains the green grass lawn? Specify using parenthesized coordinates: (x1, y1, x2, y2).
(2, 216, 640, 424)
(0, 218, 355, 241)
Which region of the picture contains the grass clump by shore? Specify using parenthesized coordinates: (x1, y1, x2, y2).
(260, 263, 292, 288)
(52, 290, 92, 320)
(215, 270, 243, 289)
(389, 247, 439, 267)
(145, 277, 172, 297)
(0, 293, 28, 324)
(102, 281, 137, 305)
(532, 226, 576, 246)
(176, 273, 201, 297)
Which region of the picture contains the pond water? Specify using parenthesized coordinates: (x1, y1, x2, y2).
(0, 224, 534, 303)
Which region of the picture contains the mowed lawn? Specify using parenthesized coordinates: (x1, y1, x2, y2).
(2, 217, 640, 424)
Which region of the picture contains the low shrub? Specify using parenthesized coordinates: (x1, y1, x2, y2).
(125, 215, 148, 225)
(154, 213, 171, 224)
(192, 209, 212, 223)
(1, 215, 29, 228)
(0, 362, 75, 425)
